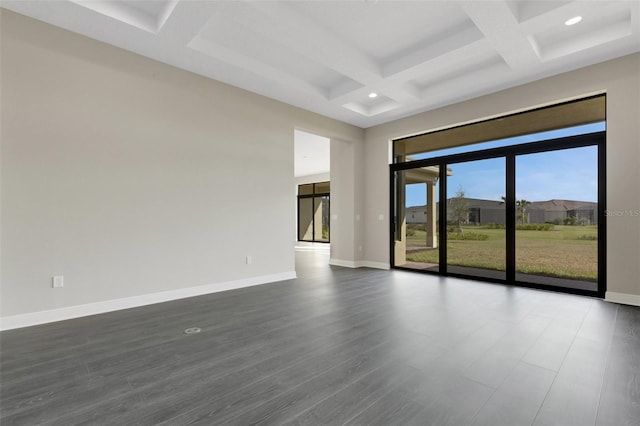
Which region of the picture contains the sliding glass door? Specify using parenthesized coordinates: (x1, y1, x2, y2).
(313, 196, 330, 242)
(392, 168, 440, 272)
(298, 197, 314, 241)
(515, 146, 599, 291)
(391, 132, 605, 297)
(298, 181, 330, 243)
(445, 158, 506, 280)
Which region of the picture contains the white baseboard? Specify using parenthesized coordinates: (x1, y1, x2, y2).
(329, 258, 360, 268)
(0, 271, 297, 331)
(359, 261, 390, 270)
(605, 291, 640, 307)
(329, 259, 390, 270)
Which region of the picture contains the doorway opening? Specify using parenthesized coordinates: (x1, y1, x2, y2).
(294, 129, 330, 249)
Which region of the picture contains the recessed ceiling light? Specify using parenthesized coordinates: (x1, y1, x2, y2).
(368, 92, 378, 98)
(565, 16, 582, 26)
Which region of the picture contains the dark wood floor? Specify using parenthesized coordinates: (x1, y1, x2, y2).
(1, 246, 639, 425)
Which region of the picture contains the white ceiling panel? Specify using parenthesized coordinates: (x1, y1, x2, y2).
(284, 1, 470, 65)
(2, 0, 639, 128)
(69, 0, 178, 33)
(413, 53, 509, 94)
(510, 0, 573, 23)
(530, 7, 633, 61)
(190, 8, 359, 98)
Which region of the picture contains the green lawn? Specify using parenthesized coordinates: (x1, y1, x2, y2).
(406, 225, 597, 280)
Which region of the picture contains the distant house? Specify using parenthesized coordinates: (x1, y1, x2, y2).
(406, 198, 597, 225)
(453, 198, 506, 225)
(528, 199, 598, 224)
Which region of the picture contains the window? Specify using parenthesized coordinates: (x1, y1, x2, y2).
(298, 181, 330, 243)
(390, 96, 606, 297)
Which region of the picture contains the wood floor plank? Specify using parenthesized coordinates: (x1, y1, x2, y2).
(283, 363, 419, 426)
(471, 361, 557, 426)
(613, 304, 640, 341)
(1, 374, 133, 426)
(156, 331, 393, 425)
(48, 317, 392, 425)
(533, 336, 610, 426)
(2, 277, 393, 391)
(343, 389, 428, 426)
(521, 325, 577, 372)
(1, 273, 390, 375)
(595, 335, 640, 426)
(206, 344, 397, 425)
(1, 248, 639, 426)
(410, 376, 494, 426)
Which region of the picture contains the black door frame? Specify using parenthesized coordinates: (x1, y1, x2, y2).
(297, 183, 330, 243)
(390, 131, 606, 298)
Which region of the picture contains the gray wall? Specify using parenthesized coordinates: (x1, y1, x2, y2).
(0, 11, 363, 322)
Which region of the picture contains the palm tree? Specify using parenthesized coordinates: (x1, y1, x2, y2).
(500, 196, 531, 224)
(517, 199, 531, 224)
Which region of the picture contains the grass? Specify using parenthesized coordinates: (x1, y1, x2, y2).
(405, 225, 597, 281)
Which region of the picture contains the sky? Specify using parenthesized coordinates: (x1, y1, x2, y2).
(405, 122, 603, 207)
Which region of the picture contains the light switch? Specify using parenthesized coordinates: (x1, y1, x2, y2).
(52, 276, 64, 288)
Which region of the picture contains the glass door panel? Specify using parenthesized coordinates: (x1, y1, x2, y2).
(298, 198, 314, 241)
(393, 168, 440, 271)
(313, 196, 330, 242)
(515, 146, 598, 291)
(445, 158, 506, 280)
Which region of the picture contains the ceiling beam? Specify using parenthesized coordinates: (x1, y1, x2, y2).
(246, 2, 382, 85)
(461, 1, 541, 71)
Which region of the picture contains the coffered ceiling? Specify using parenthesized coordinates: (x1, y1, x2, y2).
(2, 1, 639, 128)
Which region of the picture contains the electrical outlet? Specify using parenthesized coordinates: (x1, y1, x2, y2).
(52, 276, 64, 288)
(246, 256, 253, 265)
